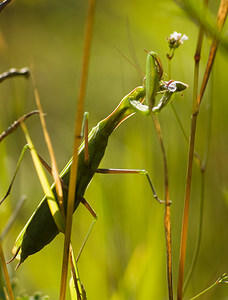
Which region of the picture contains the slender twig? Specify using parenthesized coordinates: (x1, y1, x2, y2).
(59, 0, 96, 299)
(152, 115, 173, 300)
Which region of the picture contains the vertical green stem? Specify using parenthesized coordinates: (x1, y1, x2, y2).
(168, 46, 189, 148)
(59, 0, 96, 299)
(152, 115, 173, 300)
(183, 171, 205, 293)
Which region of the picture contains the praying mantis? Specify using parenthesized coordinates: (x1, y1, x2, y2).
(1, 51, 187, 267)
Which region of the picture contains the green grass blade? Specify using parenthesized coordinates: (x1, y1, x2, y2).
(69, 245, 86, 300)
(20, 122, 65, 233)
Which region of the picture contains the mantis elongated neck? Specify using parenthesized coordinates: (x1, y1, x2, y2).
(98, 86, 145, 137)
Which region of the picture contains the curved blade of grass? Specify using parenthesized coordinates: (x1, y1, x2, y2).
(20, 122, 65, 233)
(30, 67, 65, 221)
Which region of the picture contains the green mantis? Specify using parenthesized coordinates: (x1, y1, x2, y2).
(1, 51, 188, 267)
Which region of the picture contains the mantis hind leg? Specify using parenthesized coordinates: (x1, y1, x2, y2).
(96, 168, 167, 204)
(75, 197, 97, 263)
(79, 197, 97, 219)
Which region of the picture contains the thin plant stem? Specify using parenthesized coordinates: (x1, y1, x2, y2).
(59, 0, 96, 299)
(183, 73, 213, 294)
(152, 115, 173, 300)
(183, 172, 205, 294)
(190, 273, 228, 300)
(0, 196, 26, 241)
(167, 57, 172, 79)
(177, 1, 227, 299)
(177, 10, 206, 300)
(0, 242, 14, 300)
(167, 46, 188, 142)
(167, 44, 200, 164)
(168, 53, 202, 167)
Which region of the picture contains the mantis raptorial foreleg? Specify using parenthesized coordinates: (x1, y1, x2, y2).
(128, 51, 188, 115)
(81, 112, 89, 165)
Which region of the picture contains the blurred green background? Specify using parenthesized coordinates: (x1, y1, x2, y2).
(0, 0, 228, 299)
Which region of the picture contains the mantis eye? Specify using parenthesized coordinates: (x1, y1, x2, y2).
(164, 80, 188, 93)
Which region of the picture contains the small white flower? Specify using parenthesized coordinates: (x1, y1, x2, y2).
(180, 34, 188, 43)
(170, 31, 182, 40)
(167, 32, 188, 49)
